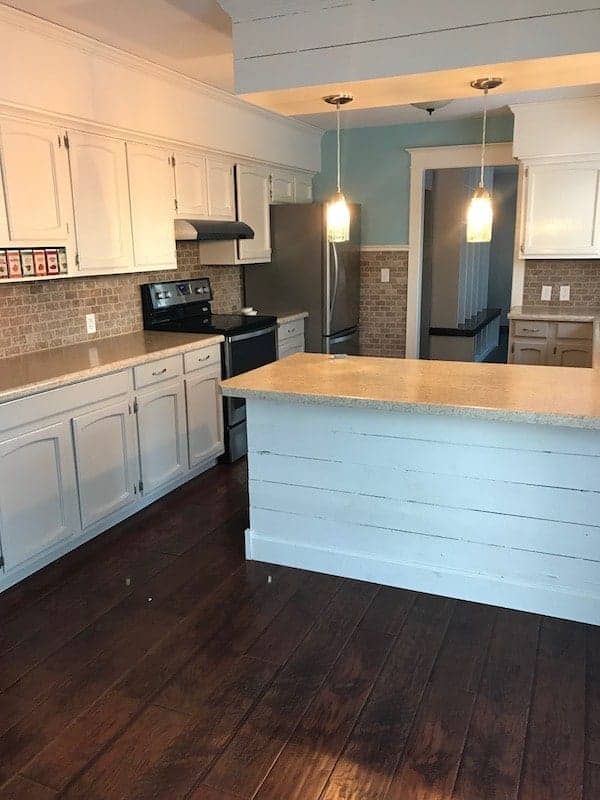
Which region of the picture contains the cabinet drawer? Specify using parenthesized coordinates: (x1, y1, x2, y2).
(556, 321, 593, 340)
(278, 319, 304, 342)
(278, 334, 305, 359)
(183, 344, 221, 375)
(134, 355, 182, 389)
(512, 320, 549, 338)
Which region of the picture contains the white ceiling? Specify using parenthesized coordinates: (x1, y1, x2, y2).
(296, 84, 600, 130)
(0, 0, 235, 90)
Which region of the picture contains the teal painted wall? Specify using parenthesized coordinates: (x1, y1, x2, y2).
(313, 115, 515, 246)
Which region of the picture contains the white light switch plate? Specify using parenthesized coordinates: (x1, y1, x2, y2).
(381, 268, 390, 283)
(86, 313, 96, 334)
(541, 285, 552, 301)
(560, 285, 570, 301)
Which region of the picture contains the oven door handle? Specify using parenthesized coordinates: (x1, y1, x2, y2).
(227, 325, 277, 343)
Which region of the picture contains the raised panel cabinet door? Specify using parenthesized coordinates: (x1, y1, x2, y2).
(68, 130, 134, 272)
(510, 338, 548, 366)
(128, 142, 177, 271)
(236, 164, 272, 263)
(271, 170, 295, 203)
(553, 342, 593, 368)
(206, 157, 235, 220)
(72, 400, 138, 528)
(522, 163, 600, 257)
(0, 118, 72, 244)
(294, 174, 313, 203)
(0, 421, 79, 571)
(174, 152, 209, 218)
(136, 379, 188, 494)
(185, 372, 224, 467)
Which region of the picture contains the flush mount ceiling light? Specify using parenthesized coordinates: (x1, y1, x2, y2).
(411, 99, 452, 116)
(324, 93, 353, 243)
(467, 77, 503, 243)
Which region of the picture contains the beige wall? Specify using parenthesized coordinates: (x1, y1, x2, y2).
(522, 260, 600, 307)
(360, 250, 408, 358)
(0, 243, 242, 360)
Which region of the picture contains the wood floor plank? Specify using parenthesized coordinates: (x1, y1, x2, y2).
(0, 775, 57, 799)
(188, 786, 242, 800)
(518, 617, 586, 800)
(586, 625, 600, 764)
(253, 625, 395, 800)
(318, 593, 456, 800)
(584, 762, 600, 800)
(451, 609, 540, 800)
(358, 585, 418, 636)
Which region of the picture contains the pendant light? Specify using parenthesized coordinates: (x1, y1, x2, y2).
(467, 77, 503, 243)
(324, 93, 353, 242)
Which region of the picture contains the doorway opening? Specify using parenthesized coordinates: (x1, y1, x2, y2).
(419, 164, 519, 362)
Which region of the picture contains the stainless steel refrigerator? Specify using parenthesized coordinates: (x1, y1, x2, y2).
(244, 202, 361, 354)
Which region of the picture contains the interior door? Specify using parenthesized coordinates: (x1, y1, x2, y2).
(127, 142, 177, 271)
(326, 204, 361, 336)
(0, 421, 79, 570)
(0, 118, 73, 244)
(72, 400, 138, 528)
(136, 379, 188, 494)
(68, 130, 134, 272)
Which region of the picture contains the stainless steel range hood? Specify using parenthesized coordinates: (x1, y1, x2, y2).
(174, 219, 255, 241)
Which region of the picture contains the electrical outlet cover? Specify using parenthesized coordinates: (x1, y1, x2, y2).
(541, 285, 552, 301)
(86, 313, 96, 334)
(381, 268, 390, 283)
(560, 285, 571, 302)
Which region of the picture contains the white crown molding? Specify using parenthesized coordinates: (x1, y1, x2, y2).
(0, 4, 321, 138)
(361, 244, 410, 252)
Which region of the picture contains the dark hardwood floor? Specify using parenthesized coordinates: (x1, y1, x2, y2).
(0, 459, 596, 799)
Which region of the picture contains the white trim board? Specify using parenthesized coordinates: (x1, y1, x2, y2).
(406, 142, 521, 359)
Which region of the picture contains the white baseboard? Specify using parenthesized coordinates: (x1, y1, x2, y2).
(245, 530, 600, 626)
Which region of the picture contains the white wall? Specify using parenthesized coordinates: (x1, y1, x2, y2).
(222, 1, 600, 93)
(0, 5, 321, 172)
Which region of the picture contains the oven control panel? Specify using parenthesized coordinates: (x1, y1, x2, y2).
(146, 278, 212, 310)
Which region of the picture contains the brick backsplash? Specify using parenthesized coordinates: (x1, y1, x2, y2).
(522, 259, 600, 307)
(360, 250, 408, 358)
(0, 242, 243, 359)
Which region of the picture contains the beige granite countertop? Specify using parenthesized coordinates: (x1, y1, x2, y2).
(509, 305, 600, 322)
(0, 331, 224, 404)
(221, 352, 600, 429)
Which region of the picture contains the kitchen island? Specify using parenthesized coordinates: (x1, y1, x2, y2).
(222, 353, 600, 624)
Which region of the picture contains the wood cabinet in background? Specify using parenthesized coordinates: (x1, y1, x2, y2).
(207, 157, 236, 220)
(294, 173, 313, 203)
(185, 370, 223, 467)
(509, 317, 593, 368)
(236, 164, 272, 263)
(0, 421, 79, 570)
(174, 151, 209, 218)
(271, 170, 295, 203)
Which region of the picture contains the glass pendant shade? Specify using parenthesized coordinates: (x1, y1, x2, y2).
(327, 190, 351, 243)
(466, 185, 493, 243)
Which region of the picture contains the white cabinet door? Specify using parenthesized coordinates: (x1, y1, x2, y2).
(136, 379, 188, 494)
(294, 174, 313, 203)
(175, 152, 209, 218)
(185, 370, 224, 467)
(0, 118, 73, 245)
(0, 421, 79, 571)
(68, 130, 134, 272)
(236, 164, 272, 263)
(207, 157, 235, 220)
(72, 400, 138, 528)
(128, 142, 176, 271)
(522, 163, 600, 258)
(271, 170, 295, 203)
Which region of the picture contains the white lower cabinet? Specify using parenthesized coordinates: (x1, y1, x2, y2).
(185, 368, 224, 467)
(0, 421, 79, 570)
(136, 378, 189, 495)
(277, 318, 306, 359)
(72, 400, 139, 528)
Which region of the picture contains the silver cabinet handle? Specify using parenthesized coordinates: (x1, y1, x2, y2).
(152, 367, 167, 376)
(198, 354, 211, 362)
(521, 327, 539, 333)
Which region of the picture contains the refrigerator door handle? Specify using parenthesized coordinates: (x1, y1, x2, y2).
(329, 243, 340, 318)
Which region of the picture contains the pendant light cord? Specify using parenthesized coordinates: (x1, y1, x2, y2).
(336, 101, 341, 193)
(479, 88, 488, 188)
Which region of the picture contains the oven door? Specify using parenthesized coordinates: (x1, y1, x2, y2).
(223, 326, 277, 426)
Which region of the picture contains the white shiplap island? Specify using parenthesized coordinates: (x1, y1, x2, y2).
(221, 353, 600, 625)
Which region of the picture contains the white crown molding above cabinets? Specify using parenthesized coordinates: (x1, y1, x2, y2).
(0, 5, 322, 172)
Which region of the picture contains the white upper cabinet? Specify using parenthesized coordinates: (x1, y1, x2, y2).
(0, 118, 73, 245)
(271, 169, 295, 203)
(68, 130, 134, 273)
(174, 151, 209, 218)
(521, 163, 600, 258)
(294, 173, 313, 203)
(127, 142, 177, 271)
(207, 157, 236, 220)
(236, 164, 272, 263)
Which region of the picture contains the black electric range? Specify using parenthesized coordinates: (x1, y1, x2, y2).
(141, 278, 277, 462)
